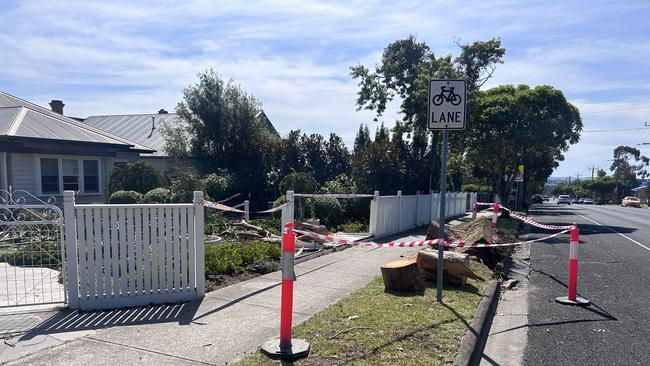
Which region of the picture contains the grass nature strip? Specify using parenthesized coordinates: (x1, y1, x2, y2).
(236, 260, 492, 366)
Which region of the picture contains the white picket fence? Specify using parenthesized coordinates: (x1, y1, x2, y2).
(369, 191, 477, 239)
(63, 191, 205, 310)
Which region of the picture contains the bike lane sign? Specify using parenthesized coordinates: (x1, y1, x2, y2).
(428, 79, 467, 130)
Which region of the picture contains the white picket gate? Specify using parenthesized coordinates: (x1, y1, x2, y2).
(63, 191, 205, 310)
(369, 191, 472, 239)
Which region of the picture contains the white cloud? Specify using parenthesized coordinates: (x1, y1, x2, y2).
(1, 0, 650, 178)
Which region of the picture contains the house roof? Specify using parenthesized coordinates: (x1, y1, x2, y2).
(0, 91, 155, 153)
(84, 110, 279, 157)
(83, 113, 182, 157)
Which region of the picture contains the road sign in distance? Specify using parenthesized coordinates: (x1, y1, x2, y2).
(428, 79, 467, 130)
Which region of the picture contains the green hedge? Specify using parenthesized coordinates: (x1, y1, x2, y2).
(108, 190, 142, 204)
(0, 242, 61, 269)
(143, 187, 172, 203)
(312, 197, 343, 227)
(205, 241, 280, 276)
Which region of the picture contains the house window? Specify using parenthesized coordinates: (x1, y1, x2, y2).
(83, 160, 99, 193)
(40, 158, 59, 194)
(62, 159, 79, 191)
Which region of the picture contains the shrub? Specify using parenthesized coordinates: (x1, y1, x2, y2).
(106, 161, 167, 197)
(337, 221, 369, 233)
(204, 241, 281, 276)
(321, 174, 356, 194)
(279, 172, 317, 193)
(321, 174, 370, 221)
(108, 190, 142, 204)
(312, 197, 343, 227)
(143, 188, 172, 203)
(274, 195, 313, 220)
(203, 172, 232, 201)
(0, 241, 61, 268)
(171, 168, 205, 202)
(461, 184, 492, 193)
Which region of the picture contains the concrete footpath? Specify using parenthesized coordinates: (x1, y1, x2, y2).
(3, 230, 430, 366)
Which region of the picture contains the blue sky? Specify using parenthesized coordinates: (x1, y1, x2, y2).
(1, 0, 650, 178)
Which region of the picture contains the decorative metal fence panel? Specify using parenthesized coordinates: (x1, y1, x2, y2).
(64, 191, 205, 310)
(0, 188, 65, 308)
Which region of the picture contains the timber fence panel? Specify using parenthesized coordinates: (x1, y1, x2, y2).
(63, 195, 205, 310)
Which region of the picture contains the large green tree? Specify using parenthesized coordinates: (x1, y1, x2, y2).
(350, 36, 505, 192)
(166, 69, 279, 199)
(465, 85, 582, 202)
(350, 36, 504, 130)
(610, 145, 649, 198)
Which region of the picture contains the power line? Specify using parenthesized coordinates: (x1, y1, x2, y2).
(581, 105, 650, 115)
(583, 127, 648, 133)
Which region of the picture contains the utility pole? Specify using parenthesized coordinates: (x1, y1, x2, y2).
(587, 166, 597, 180)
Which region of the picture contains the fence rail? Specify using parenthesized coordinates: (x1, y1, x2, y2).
(64, 191, 205, 310)
(369, 191, 476, 239)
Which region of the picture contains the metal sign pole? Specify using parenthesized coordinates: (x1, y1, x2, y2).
(427, 79, 466, 304)
(437, 129, 448, 302)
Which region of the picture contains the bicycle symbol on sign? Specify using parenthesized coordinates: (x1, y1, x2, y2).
(432, 86, 462, 106)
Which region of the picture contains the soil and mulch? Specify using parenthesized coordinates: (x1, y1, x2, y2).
(426, 215, 521, 270)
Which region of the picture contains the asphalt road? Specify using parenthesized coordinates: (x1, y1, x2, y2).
(523, 203, 650, 366)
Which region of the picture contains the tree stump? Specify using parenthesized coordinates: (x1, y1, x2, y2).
(416, 250, 484, 285)
(380, 258, 424, 292)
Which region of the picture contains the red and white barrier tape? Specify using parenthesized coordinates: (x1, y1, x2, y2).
(293, 228, 569, 249)
(257, 203, 287, 213)
(474, 202, 574, 231)
(203, 200, 246, 213)
(202, 200, 287, 214)
(506, 211, 574, 230)
(293, 193, 374, 198)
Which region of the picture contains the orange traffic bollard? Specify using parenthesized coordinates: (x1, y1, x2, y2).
(555, 223, 590, 306)
(260, 222, 310, 360)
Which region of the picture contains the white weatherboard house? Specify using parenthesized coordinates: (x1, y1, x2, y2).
(0, 91, 155, 203)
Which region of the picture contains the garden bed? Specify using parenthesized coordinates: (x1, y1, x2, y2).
(204, 241, 280, 292)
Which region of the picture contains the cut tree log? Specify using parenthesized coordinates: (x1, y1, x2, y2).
(416, 249, 485, 285)
(380, 258, 424, 292)
(295, 221, 328, 235)
(425, 219, 463, 242)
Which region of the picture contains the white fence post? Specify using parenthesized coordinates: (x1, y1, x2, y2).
(63, 191, 80, 309)
(244, 200, 250, 221)
(415, 191, 420, 226)
(369, 191, 379, 236)
(397, 190, 402, 233)
(281, 190, 295, 230)
(193, 191, 205, 297)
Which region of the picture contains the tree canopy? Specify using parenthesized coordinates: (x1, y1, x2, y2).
(165, 69, 279, 200)
(610, 145, 649, 197)
(350, 35, 505, 130)
(464, 84, 582, 201)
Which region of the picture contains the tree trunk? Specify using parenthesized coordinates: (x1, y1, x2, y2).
(380, 258, 424, 292)
(416, 249, 484, 285)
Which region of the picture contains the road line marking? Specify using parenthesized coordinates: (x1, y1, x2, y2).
(570, 210, 650, 253)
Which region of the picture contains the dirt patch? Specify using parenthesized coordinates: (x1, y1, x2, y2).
(426, 216, 521, 270)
